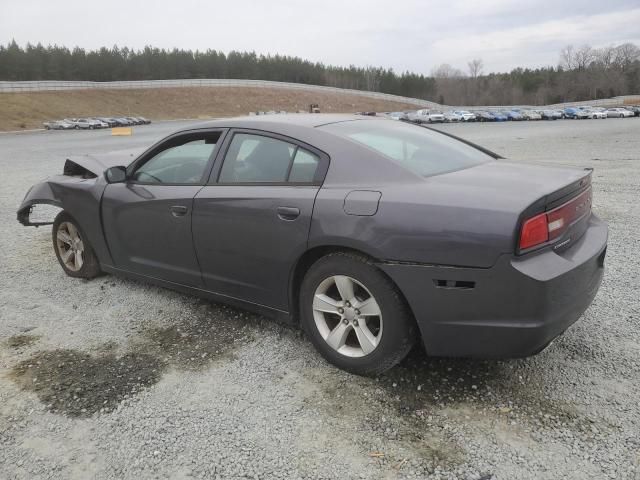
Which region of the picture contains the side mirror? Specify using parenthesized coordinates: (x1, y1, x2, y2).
(104, 166, 127, 184)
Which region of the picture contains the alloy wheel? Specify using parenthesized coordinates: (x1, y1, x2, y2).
(56, 221, 84, 272)
(312, 275, 383, 357)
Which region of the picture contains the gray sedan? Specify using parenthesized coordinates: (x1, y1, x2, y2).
(17, 115, 607, 375)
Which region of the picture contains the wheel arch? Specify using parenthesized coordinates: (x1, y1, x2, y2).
(287, 245, 419, 332)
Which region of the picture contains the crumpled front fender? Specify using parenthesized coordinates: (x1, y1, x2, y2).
(16, 174, 113, 265)
(17, 180, 65, 226)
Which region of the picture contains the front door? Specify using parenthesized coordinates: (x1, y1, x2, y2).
(192, 131, 329, 310)
(102, 130, 223, 286)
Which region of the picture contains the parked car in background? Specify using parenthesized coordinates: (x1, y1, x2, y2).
(43, 120, 75, 130)
(629, 106, 640, 117)
(387, 112, 408, 121)
(540, 110, 557, 120)
(64, 118, 94, 129)
(90, 118, 110, 128)
(491, 111, 508, 122)
(453, 110, 476, 122)
(583, 108, 607, 119)
(407, 109, 445, 124)
(605, 107, 633, 118)
(552, 110, 565, 119)
(504, 110, 523, 121)
(114, 117, 134, 126)
(444, 111, 462, 122)
(475, 111, 496, 122)
(96, 117, 119, 127)
(521, 110, 542, 120)
(138, 116, 152, 124)
(564, 107, 589, 119)
(17, 114, 607, 375)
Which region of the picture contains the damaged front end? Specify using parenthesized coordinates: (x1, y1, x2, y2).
(16, 151, 136, 266)
(17, 159, 101, 227)
(17, 148, 138, 227)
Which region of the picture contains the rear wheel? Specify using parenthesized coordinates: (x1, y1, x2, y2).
(52, 212, 101, 279)
(300, 252, 416, 376)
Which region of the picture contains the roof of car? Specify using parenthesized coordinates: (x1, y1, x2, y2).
(191, 113, 374, 130)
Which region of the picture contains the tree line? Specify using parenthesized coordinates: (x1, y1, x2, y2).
(0, 41, 638, 106)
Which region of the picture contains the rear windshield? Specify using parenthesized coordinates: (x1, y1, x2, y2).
(320, 120, 492, 177)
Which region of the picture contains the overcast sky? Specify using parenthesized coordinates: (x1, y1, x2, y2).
(2, 0, 640, 74)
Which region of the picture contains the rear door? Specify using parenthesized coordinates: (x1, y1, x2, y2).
(192, 130, 329, 310)
(102, 130, 224, 286)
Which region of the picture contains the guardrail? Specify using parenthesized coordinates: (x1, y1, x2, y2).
(0, 79, 637, 110)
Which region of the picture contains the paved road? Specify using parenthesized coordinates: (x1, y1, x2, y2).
(1, 118, 639, 479)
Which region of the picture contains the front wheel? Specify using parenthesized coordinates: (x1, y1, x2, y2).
(52, 212, 101, 279)
(300, 252, 416, 376)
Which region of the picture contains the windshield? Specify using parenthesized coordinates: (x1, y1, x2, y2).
(320, 120, 493, 177)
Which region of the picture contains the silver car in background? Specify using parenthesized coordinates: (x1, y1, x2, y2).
(605, 107, 634, 118)
(43, 120, 75, 130)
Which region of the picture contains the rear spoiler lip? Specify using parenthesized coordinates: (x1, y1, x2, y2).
(544, 168, 592, 210)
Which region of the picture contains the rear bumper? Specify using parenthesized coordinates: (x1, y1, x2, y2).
(380, 215, 607, 358)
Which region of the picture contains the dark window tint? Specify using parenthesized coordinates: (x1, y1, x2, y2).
(320, 120, 492, 177)
(133, 135, 218, 184)
(219, 133, 319, 183)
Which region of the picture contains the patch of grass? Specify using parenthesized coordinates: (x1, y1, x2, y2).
(0, 87, 419, 131)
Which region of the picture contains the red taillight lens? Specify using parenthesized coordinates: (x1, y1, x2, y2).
(519, 213, 549, 250)
(518, 187, 592, 251)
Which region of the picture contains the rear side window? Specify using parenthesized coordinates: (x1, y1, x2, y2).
(289, 149, 320, 182)
(219, 133, 320, 183)
(320, 120, 492, 177)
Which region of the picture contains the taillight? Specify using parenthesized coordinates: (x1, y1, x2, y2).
(519, 213, 548, 250)
(518, 187, 592, 251)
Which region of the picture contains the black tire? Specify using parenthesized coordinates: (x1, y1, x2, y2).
(299, 252, 416, 376)
(52, 211, 102, 279)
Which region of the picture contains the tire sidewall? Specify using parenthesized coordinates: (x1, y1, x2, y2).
(300, 254, 415, 375)
(52, 212, 101, 278)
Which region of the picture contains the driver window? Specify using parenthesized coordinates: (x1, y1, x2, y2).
(133, 133, 220, 184)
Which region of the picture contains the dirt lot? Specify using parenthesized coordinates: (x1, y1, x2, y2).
(0, 118, 639, 479)
(0, 86, 419, 131)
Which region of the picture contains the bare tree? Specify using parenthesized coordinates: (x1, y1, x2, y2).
(613, 42, 640, 71)
(467, 58, 483, 79)
(559, 45, 575, 70)
(431, 63, 464, 78)
(574, 45, 595, 70)
(594, 46, 615, 69)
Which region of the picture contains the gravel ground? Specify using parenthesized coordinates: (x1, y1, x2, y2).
(1, 118, 639, 479)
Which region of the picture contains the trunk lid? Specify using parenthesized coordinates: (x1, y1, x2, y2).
(424, 160, 593, 254)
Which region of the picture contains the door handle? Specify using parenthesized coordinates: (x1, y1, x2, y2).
(277, 206, 300, 221)
(169, 205, 188, 217)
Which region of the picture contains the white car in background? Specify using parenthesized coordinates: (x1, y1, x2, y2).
(444, 111, 463, 122)
(387, 112, 408, 121)
(605, 107, 634, 118)
(407, 109, 445, 124)
(453, 110, 476, 121)
(522, 110, 542, 120)
(64, 118, 107, 129)
(584, 108, 607, 119)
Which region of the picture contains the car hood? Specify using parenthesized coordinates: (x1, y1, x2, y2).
(65, 149, 142, 176)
